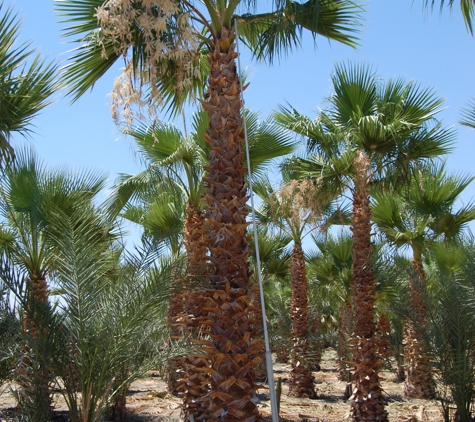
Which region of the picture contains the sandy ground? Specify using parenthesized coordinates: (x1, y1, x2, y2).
(0, 349, 445, 421)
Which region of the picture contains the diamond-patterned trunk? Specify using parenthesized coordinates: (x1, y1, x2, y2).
(350, 152, 387, 422)
(199, 29, 261, 421)
(288, 241, 316, 398)
(337, 303, 353, 382)
(403, 257, 435, 399)
(179, 205, 212, 421)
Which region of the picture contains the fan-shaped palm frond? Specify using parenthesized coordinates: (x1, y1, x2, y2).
(0, 3, 58, 165)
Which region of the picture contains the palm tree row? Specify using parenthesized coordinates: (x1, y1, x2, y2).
(3, 1, 475, 421)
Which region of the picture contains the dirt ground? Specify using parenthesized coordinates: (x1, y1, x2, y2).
(0, 348, 445, 421)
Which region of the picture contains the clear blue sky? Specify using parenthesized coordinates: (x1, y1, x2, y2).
(8, 0, 475, 239)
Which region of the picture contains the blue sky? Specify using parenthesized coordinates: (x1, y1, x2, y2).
(8, 0, 475, 240)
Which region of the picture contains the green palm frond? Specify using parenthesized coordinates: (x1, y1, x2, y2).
(423, 0, 475, 34)
(246, 111, 298, 179)
(0, 2, 58, 163)
(459, 98, 475, 128)
(238, 0, 363, 63)
(373, 162, 475, 256)
(330, 61, 377, 125)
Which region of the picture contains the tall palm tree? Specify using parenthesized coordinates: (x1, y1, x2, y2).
(277, 62, 454, 421)
(55, 2, 362, 418)
(0, 149, 108, 421)
(109, 108, 297, 414)
(372, 162, 475, 399)
(0, 2, 58, 167)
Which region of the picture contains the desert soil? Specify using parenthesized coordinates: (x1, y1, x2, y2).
(0, 348, 445, 421)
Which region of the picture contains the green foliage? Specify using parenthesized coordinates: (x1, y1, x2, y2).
(0, 2, 58, 166)
(46, 204, 180, 422)
(423, 242, 475, 421)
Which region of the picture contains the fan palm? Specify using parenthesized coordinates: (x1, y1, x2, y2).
(307, 233, 353, 382)
(0, 2, 58, 167)
(278, 62, 454, 421)
(56, 1, 362, 418)
(253, 174, 343, 398)
(372, 162, 475, 399)
(0, 149, 108, 421)
(109, 108, 297, 411)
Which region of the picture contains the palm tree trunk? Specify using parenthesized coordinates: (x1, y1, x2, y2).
(288, 241, 316, 398)
(376, 314, 392, 369)
(403, 257, 435, 399)
(338, 303, 353, 383)
(350, 151, 387, 422)
(18, 272, 53, 421)
(180, 205, 212, 421)
(199, 30, 261, 421)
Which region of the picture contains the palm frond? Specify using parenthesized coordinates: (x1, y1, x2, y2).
(238, 0, 363, 63)
(0, 2, 58, 162)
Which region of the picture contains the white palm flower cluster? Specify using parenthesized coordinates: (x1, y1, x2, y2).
(94, 0, 202, 127)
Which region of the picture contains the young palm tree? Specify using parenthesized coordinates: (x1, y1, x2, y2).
(56, 1, 362, 418)
(307, 233, 353, 383)
(34, 195, 180, 422)
(0, 149, 108, 421)
(0, 2, 58, 167)
(372, 162, 475, 398)
(277, 62, 454, 421)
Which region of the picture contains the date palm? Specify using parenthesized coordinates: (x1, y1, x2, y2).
(0, 148, 108, 421)
(56, 1, 362, 418)
(372, 162, 475, 399)
(0, 2, 58, 167)
(278, 62, 454, 421)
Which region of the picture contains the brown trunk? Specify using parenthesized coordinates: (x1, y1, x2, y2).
(337, 303, 353, 382)
(376, 314, 392, 368)
(309, 310, 322, 372)
(109, 391, 127, 422)
(179, 206, 212, 421)
(403, 258, 435, 399)
(17, 272, 53, 421)
(288, 242, 316, 398)
(350, 151, 387, 421)
(197, 29, 261, 421)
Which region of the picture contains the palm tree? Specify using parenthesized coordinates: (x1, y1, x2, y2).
(248, 228, 292, 365)
(307, 233, 353, 383)
(372, 162, 475, 399)
(0, 2, 58, 167)
(278, 62, 454, 421)
(0, 149, 108, 421)
(45, 201, 180, 422)
(55, 1, 362, 418)
(254, 174, 342, 398)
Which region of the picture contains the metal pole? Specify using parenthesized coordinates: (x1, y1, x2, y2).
(234, 18, 279, 422)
